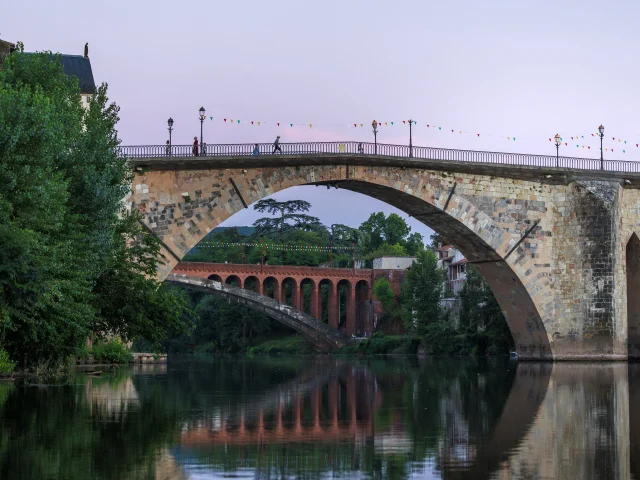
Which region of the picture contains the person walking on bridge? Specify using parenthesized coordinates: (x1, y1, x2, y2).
(193, 137, 199, 156)
(252, 144, 260, 155)
(272, 136, 282, 154)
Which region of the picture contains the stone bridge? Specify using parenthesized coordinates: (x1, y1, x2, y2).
(172, 261, 405, 336)
(126, 141, 640, 360)
(166, 273, 350, 349)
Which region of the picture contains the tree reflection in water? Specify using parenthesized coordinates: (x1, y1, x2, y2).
(0, 358, 636, 479)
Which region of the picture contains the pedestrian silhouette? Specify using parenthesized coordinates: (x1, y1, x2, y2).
(272, 136, 282, 154)
(193, 137, 199, 156)
(201, 142, 207, 156)
(165, 140, 171, 156)
(252, 144, 260, 155)
(358, 143, 364, 154)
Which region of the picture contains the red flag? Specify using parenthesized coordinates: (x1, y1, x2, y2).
(588, 146, 591, 149)
(427, 124, 430, 127)
(277, 123, 280, 126)
(224, 118, 227, 122)
(477, 134, 480, 137)
(251, 121, 254, 125)
(565, 143, 567, 146)
(354, 124, 356, 127)
(451, 129, 454, 133)
(548, 138, 551, 142)
(403, 120, 406, 124)
(613, 137, 615, 141)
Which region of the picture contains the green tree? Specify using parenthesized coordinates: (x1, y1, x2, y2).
(429, 231, 448, 250)
(383, 213, 410, 245)
(401, 249, 443, 333)
(373, 278, 396, 313)
(405, 232, 425, 255)
(0, 48, 191, 366)
(359, 212, 387, 253)
(458, 266, 514, 353)
(252, 199, 323, 240)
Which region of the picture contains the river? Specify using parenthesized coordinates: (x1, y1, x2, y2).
(0, 357, 638, 479)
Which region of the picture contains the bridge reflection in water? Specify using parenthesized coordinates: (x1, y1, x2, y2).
(4, 359, 640, 479)
(165, 360, 634, 480)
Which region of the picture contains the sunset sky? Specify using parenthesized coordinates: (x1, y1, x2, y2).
(6, 0, 640, 239)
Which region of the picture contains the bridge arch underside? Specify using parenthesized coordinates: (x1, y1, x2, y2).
(133, 166, 554, 359)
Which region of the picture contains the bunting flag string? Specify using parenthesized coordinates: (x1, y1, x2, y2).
(209, 115, 639, 152)
(198, 242, 354, 252)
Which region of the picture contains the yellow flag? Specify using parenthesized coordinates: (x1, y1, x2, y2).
(507, 137, 511, 140)
(360, 124, 363, 127)
(459, 131, 462, 134)
(258, 121, 261, 126)
(619, 139, 622, 143)
(309, 124, 312, 128)
(230, 119, 233, 123)
(385, 122, 388, 126)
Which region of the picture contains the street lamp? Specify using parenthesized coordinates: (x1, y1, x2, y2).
(554, 133, 561, 167)
(408, 119, 413, 158)
(598, 124, 605, 170)
(199, 106, 206, 153)
(372, 120, 378, 155)
(167, 117, 174, 156)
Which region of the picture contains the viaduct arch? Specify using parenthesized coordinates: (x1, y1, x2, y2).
(166, 273, 350, 350)
(128, 152, 640, 360)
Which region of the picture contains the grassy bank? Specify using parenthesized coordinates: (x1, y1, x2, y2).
(247, 335, 316, 355)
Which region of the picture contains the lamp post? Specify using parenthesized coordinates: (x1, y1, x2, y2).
(167, 117, 174, 155)
(372, 120, 378, 155)
(408, 119, 413, 158)
(554, 133, 561, 168)
(199, 106, 206, 151)
(598, 124, 605, 170)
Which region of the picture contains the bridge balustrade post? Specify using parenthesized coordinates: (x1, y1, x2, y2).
(273, 282, 281, 302)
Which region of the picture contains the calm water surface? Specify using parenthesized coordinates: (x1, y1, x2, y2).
(0, 357, 638, 479)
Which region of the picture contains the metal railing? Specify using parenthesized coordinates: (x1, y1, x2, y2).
(119, 141, 640, 173)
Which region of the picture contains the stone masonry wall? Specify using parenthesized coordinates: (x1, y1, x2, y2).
(130, 163, 638, 359)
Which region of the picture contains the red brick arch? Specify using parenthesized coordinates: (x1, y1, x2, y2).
(174, 263, 376, 335)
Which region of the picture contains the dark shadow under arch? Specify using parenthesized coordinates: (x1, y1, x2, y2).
(628, 233, 640, 358)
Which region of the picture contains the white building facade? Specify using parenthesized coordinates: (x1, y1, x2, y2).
(436, 245, 467, 299)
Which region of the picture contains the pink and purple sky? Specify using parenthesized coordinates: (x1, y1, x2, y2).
(6, 0, 639, 238)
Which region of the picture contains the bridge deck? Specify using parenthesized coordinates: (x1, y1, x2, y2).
(123, 141, 640, 184)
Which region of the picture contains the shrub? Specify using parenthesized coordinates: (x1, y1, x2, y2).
(90, 340, 132, 364)
(0, 348, 16, 374)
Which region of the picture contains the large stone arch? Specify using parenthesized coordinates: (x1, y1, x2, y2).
(131, 165, 553, 358)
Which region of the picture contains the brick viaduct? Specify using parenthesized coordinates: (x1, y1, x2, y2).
(127, 151, 640, 360)
(172, 262, 406, 336)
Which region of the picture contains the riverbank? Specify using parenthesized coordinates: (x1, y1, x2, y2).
(247, 331, 512, 356)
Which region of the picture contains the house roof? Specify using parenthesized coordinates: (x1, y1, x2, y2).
(23, 53, 96, 94)
(450, 259, 468, 266)
(436, 245, 454, 252)
(58, 55, 96, 94)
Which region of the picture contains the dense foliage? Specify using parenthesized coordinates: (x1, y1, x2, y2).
(0, 48, 191, 367)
